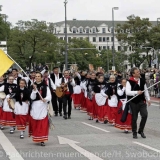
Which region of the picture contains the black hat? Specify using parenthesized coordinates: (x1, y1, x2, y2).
(53, 66, 59, 70)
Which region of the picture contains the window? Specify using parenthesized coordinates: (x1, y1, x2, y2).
(60, 37, 63, 40)
(107, 37, 109, 41)
(68, 37, 71, 42)
(86, 28, 89, 33)
(129, 46, 132, 51)
(73, 28, 77, 33)
(107, 46, 110, 50)
(80, 28, 83, 33)
(102, 28, 106, 33)
(111, 46, 113, 50)
(80, 37, 83, 40)
(63, 28, 66, 33)
(124, 46, 127, 51)
(103, 37, 106, 42)
(103, 46, 106, 50)
(93, 28, 96, 33)
(111, 37, 114, 42)
(118, 46, 121, 51)
(93, 37, 96, 42)
(99, 37, 102, 42)
(99, 46, 102, 50)
(111, 28, 113, 33)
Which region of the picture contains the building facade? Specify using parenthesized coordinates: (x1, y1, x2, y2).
(53, 20, 124, 51)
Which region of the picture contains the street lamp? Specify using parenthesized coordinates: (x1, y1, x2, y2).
(107, 40, 109, 72)
(64, 0, 68, 70)
(112, 7, 119, 70)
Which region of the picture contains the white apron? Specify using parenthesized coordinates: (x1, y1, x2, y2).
(30, 100, 48, 120)
(14, 102, 29, 115)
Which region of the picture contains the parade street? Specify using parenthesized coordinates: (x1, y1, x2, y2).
(0, 102, 160, 160)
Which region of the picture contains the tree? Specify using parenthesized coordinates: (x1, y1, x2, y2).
(0, 15, 10, 41)
(116, 15, 152, 67)
(8, 19, 59, 68)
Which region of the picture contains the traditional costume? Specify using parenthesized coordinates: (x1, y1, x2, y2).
(115, 84, 132, 132)
(14, 86, 30, 138)
(92, 80, 106, 121)
(72, 74, 82, 109)
(29, 82, 51, 145)
(0, 83, 17, 133)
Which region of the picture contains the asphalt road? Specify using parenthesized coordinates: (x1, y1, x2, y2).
(0, 102, 160, 160)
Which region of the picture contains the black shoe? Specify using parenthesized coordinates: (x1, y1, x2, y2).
(55, 113, 58, 116)
(138, 131, 146, 138)
(59, 113, 62, 116)
(133, 133, 138, 139)
(104, 120, 108, 124)
(0, 127, 4, 130)
(41, 142, 45, 146)
(20, 135, 24, 139)
(68, 116, 71, 119)
(96, 120, 99, 123)
(10, 130, 14, 134)
(63, 115, 67, 119)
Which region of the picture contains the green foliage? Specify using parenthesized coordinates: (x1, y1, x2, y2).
(116, 15, 152, 67)
(8, 19, 60, 68)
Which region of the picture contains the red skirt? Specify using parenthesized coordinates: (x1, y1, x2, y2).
(29, 115, 49, 142)
(115, 110, 132, 130)
(92, 96, 98, 119)
(0, 107, 3, 125)
(1, 111, 16, 126)
(107, 101, 122, 124)
(15, 115, 28, 130)
(80, 95, 87, 112)
(86, 98, 93, 117)
(72, 93, 82, 108)
(97, 104, 107, 122)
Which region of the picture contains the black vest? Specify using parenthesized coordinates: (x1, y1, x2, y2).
(50, 73, 62, 83)
(117, 85, 126, 99)
(61, 77, 73, 94)
(15, 87, 30, 105)
(127, 78, 145, 103)
(30, 82, 47, 101)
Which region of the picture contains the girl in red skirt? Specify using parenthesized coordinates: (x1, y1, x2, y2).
(80, 73, 90, 112)
(86, 72, 96, 120)
(0, 75, 17, 133)
(14, 79, 30, 139)
(72, 72, 82, 109)
(93, 74, 106, 122)
(29, 72, 51, 146)
(106, 75, 118, 125)
(115, 78, 132, 133)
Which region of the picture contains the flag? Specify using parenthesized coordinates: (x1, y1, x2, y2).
(0, 49, 14, 76)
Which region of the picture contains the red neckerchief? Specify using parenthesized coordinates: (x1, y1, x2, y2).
(129, 77, 139, 84)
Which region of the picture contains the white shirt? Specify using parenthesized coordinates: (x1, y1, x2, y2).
(126, 79, 150, 101)
(57, 78, 75, 91)
(54, 74, 60, 86)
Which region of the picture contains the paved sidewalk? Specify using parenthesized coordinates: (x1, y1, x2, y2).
(150, 97, 160, 104)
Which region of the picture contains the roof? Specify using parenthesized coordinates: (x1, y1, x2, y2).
(53, 20, 157, 28)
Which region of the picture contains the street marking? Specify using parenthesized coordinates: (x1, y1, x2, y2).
(133, 141, 160, 153)
(82, 122, 110, 133)
(58, 136, 104, 160)
(0, 130, 24, 160)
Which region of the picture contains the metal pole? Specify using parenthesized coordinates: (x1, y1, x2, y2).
(112, 8, 115, 67)
(64, 0, 68, 70)
(107, 41, 109, 72)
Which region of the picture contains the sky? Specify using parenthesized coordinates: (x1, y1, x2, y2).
(0, 0, 160, 25)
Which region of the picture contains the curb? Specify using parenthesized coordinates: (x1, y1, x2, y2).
(151, 100, 160, 104)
